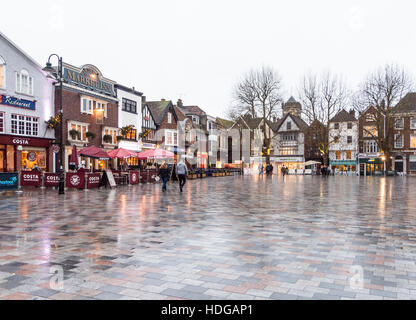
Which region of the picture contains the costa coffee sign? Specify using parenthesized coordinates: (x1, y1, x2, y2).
(0, 135, 52, 148)
(129, 171, 139, 185)
(87, 173, 101, 189)
(44, 173, 60, 187)
(66, 172, 85, 189)
(20, 171, 41, 187)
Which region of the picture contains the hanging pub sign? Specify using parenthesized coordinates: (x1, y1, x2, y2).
(87, 173, 101, 189)
(129, 171, 139, 185)
(66, 172, 85, 189)
(44, 173, 60, 187)
(20, 171, 41, 187)
(0, 95, 36, 111)
(0, 173, 19, 190)
(62, 64, 116, 98)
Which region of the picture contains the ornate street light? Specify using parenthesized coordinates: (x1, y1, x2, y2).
(43, 54, 65, 195)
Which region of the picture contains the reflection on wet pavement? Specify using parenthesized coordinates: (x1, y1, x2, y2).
(1, 175, 416, 300)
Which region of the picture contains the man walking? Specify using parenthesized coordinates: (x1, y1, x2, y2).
(176, 160, 188, 192)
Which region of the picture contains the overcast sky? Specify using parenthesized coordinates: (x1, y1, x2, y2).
(1, 0, 416, 118)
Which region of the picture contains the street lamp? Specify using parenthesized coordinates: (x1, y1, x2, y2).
(43, 54, 65, 195)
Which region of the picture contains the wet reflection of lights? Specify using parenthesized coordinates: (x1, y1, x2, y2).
(21, 199, 28, 221)
(378, 178, 386, 220)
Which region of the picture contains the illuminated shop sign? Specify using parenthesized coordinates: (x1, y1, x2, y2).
(0, 95, 36, 110)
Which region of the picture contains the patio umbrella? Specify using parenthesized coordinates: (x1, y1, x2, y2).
(79, 145, 110, 160)
(303, 160, 322, 166)
(69, 145, 79, 169)
(137, 148, 174, 160)
(108, 148, 137, 159)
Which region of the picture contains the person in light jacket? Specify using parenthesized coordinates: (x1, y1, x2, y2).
(176, 160, 188, 193)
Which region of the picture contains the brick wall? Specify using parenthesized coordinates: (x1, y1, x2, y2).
(55, 88, 118, 147)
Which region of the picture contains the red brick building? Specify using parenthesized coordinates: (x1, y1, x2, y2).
(55, 63, 118, 171)
(391, 93, 416, 174)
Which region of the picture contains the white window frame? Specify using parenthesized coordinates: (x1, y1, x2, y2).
(96, 101, 107, 118)
(0, 112, 4, 133)
(364, 140, 379, 153)
(103, 127, 118, 145)
(394, 134, 403, 149)
(11, 113, 39, 136)
(395, 118, 404, 129)
(16, 69, 34, 96)
(81, 97, 93, 114)
(410, 117, 416, 130)
(0, 56, 6, 89)
(165, 130, 178, 146)
(410, 134, 416, 149)
(68, 121, 89, 142)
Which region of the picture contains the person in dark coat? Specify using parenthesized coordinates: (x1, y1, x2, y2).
(158, 162, 171, 192)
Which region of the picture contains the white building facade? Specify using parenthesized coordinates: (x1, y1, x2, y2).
(0, 32, 55, 173)
(329, 109, 358, 173)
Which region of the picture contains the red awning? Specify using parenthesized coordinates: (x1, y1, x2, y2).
(79, 145, 110, 160)
(136, 148, 174, 160)
(108, 148, 138, 159)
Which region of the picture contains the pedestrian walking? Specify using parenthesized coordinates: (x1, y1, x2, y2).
(158, 162, 171, 192)
(176, 160, 188, 193)
(259, 164, 264, 175)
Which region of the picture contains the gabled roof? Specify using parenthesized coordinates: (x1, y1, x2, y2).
(266, 119, 283, 132)
(173, 106, 186, 121)
(216, 117, 234, 129)
(241, 114, 262, 129)
(287, 96, 297, 103)
(330, 109, 357, 122)
(144, 100, 173, 125)
(275, 113, 308, 132)
(393, 92, 416, 114)
(179, 105, 206, 116)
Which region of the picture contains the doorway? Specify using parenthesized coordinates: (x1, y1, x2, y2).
(0, 149, 5, 172)
(395, 156, 403, 173)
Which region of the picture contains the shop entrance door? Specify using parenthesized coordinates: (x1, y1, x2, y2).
(0, 150, 5, 172)
(395, 161, 403, 172)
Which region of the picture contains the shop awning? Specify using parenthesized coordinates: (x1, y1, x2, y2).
(136, 148, 174, 160)
(108, 148, 137, 159)
(330, 160, 357, 166)
(79, 145, 110, 160)
(359, 158, 383, 164)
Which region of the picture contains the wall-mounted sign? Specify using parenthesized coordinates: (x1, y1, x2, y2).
(0, 173, 19, 190)
(0, 95, 36, 111)
(52, 145, 60, 154)
(63, 65, 116, 97)
(0, 135, 52, 148)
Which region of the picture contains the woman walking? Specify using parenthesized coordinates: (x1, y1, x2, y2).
(158, 162, 171, 192)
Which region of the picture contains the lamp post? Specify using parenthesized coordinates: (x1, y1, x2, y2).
(43, 54, 64, 194)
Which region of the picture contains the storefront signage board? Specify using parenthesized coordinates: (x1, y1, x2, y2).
(87, 173, 101, 189)
(129, 171, 139, 185)
(0, 95, 36, 110)
(0, 173, 19, 190)
(44, 173, 60, 187)
(66, 172, 85, 189)
(20, 171, 41, 187)
(105, 170, 117, 188)
(63, 67, 116, 97)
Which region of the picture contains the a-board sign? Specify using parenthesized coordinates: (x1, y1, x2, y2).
(105, 170, 117, 188)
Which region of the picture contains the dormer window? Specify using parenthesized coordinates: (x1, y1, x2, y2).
(192, 116, 199, 124)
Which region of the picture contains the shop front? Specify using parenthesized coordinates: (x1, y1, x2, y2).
(359, 157, 384, 176)
(330, 160, 358, 173)
(272, 156, 304, 174)
(0, 135, 53, 172)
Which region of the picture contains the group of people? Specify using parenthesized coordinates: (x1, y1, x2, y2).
(157, 160, 188, 193)
(259, 164, 274, 176)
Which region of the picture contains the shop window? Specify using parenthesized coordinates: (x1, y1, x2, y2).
(394, 134, 403, 149)
(346, 150, 352, 160)
(0, 56, 5, 89)
(347, 136, 352, 144)
(81, 98, 93, 114)
(22, 149, 46, 171)
(11, 114, 38, 136)
(336, 151, 341, 160)
(16, 69, 34, 95)
(280, 147, 297, 155)
(0, 112, 4, 133)
(411, 118, 416, 130)
(6, 145, 14, 172)
(122, 98, 137, 113)
(410, 156, 416, 171)
(410, 135, 416, 148)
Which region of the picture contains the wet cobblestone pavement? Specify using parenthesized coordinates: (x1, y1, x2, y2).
(1, 175, 416, 300)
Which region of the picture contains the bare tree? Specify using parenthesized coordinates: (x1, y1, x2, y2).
(298, 72, 349, 165)
(355, 63, 413, 170)
(231, 66, 283, 163)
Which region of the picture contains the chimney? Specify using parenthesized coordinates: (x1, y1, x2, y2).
(141, 96, 146, 103)
(177, 99, 183, 108)
(161, 98, 166, 102)
(349, 109, 355, 117)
